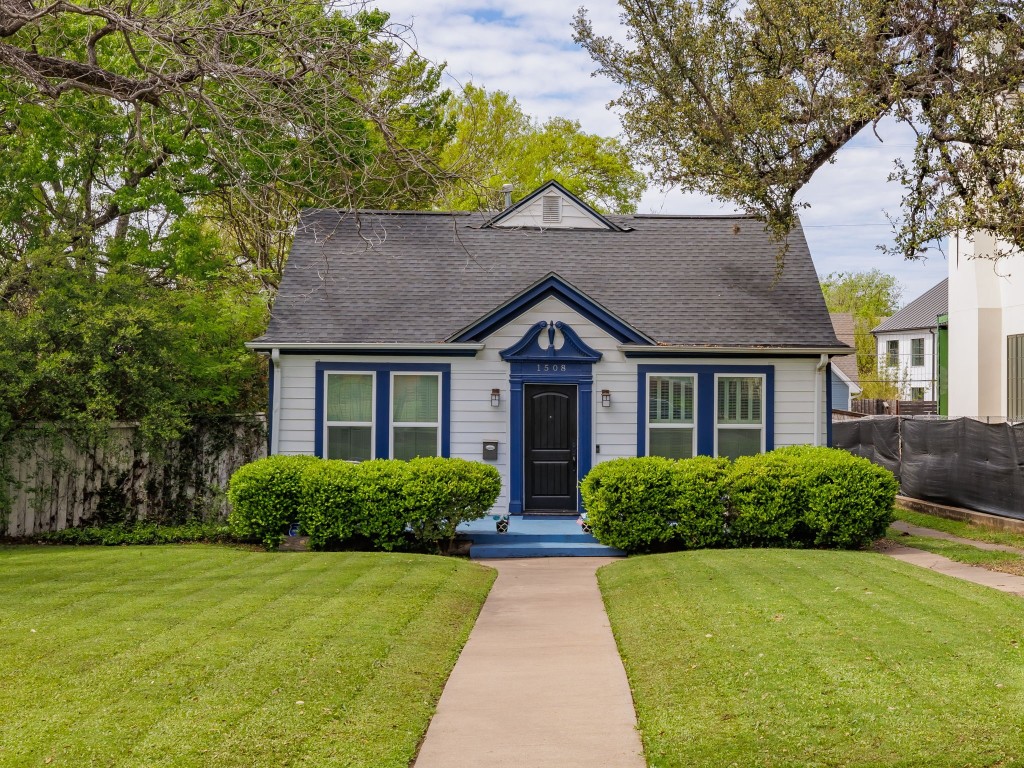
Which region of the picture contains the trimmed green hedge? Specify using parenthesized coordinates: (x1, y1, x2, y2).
(227, 455, 320, 548)
(228, 455, 500, 552)
(580, 456, 730, 552)
(581, 448, 897, 553)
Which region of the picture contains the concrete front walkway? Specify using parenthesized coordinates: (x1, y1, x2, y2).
(882, 543, 1024, 596)
(414, 558, 645, 768)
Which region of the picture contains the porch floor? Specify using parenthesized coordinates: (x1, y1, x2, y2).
(457, 515, 625, 558)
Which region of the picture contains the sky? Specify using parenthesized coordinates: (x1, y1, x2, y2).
(373, 0, 949, 305)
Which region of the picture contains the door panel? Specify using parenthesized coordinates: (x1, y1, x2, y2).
(524, 384, 577, 512)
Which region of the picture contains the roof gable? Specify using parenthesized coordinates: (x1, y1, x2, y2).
(451, 273, 652, 344)
(483, 180, 623, 231)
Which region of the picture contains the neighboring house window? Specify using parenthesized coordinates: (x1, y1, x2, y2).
(325, 373, 374, 461)
(1010, 334, 1024, 421)
(392, 373, 441, 460)
(886, 339, 899, 367)
(911, 337, 925, 367)
(647, 375, 696, 459)
(716, 376, 765, 460)
(911, 387, 925, 401)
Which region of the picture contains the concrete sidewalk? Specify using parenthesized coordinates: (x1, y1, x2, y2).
(414, 558, 645, 768)
(882, 543, 1024, 596)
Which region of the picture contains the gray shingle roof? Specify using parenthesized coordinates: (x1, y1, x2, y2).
(254, 209, 843, 348)
(829, 313, 860, 384)
(872, 279, 948, 333)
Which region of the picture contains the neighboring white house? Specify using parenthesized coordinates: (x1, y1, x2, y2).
(948, 232, 1024, 423)
(871, 279, 947, 401)
(248, 181, 851, 516)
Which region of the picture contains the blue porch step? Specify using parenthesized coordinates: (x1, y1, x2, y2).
(457, 515, 625, 559)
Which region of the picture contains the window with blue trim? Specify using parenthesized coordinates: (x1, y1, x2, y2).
(318, 364, 449, 461)
(391, 373, 441, 459)
(647, 375, 696, 459)
(325, 373, 374, 461)
(715, 375, 765, 460)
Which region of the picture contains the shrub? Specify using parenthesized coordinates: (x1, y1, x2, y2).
(297, 460, 360, 550)
(671, 456, 731, 549)
(778, 446, 898, 548)
(725, 451, 809, 547)
(404, 457, 501, 551)
(227, 455, 319, 549)
(351, 460, 412, 551)
(726, 447, 898, 549)
(35, 521, 234, 546)
(581, 457, 680, 552)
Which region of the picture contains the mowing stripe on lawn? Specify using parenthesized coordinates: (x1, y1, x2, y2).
(600, 550, 1024, 768)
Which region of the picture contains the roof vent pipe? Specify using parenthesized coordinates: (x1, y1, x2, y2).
(500, 183, 513, 210)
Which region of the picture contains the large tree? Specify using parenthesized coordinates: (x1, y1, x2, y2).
(435, 84, 646, 213)
(574, 0, 1024, 259)
(821, 270, 904, 397)
(0, 1, 455, 450)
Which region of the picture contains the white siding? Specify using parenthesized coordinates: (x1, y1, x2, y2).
(273, 296, 824, 513)
(874, 331, 938, 399)
(948, 231, 1024, 421)
(493, 190, 609, 229)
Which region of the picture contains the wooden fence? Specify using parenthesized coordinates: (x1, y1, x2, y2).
(3, 416, 266, 537)
(850, 398, 938, 417)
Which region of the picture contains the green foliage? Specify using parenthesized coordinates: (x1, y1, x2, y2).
(297, 460, 361, 550)
(437, 84, 646, 213)
(581, 457, 680, 552)
(574, 0, 1024, 261)
(821, 270, 904, 393)
(781, 446, 898, 548)
(404, 457, 501, 550)
(348, 460, 412, 552)
(727, 447, 897, 548)
(231, 456, 501, 553)
(726, 451, 810, 547)
(227, 455, 320, 549)
(672, 456, 732, 549)
(32, 521, 235, 546)
(581, 449, 897, 552)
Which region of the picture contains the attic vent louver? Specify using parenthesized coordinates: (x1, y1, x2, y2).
(542, 194, 562, 224)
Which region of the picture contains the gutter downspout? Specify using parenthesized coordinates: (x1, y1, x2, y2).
(815, 354, 829, 446)
(271, 348, 282, 455)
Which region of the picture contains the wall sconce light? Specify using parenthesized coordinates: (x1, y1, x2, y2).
(490, 388, 501, 407)
(601, 389, 612, 407)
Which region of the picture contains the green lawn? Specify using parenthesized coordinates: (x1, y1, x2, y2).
(894, 506, 1024, 549)
(0, 546, 494, 768)
(600, 550, 1024, 768)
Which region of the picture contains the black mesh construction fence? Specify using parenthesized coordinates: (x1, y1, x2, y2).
(833, 417, 1024, 519)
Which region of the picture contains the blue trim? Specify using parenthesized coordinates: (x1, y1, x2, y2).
(314, 362, 451, 459)
(636, 365, 775, 457)
(500, 320, 603, 363)
(276, 347, 479, 357)
(266, 363, 275, 456)
(454, 275, 651, 345)
(509, 373, 593, 515)
(826, 362, 833, 447)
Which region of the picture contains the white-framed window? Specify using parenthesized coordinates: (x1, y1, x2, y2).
(325, 372, 374, 461)
(886, 339, 899, 367)
(715, 374, 765, 460)
(911, 337, 925, 367)
(647, 375, 696, 459)
(391, 372, 441, 460)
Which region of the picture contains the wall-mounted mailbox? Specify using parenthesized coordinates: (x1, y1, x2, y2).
(482, 441, 499, 461)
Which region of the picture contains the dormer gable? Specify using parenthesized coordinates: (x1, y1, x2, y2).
(482, 180, 626, 231)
